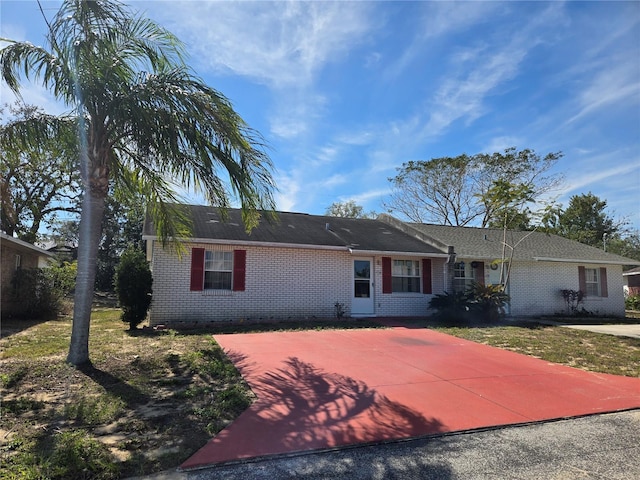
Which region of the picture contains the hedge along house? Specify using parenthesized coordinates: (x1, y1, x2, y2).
(143, 205, 454, 326)
(1, 232, 55, 317)
(385, 221, 638, 317)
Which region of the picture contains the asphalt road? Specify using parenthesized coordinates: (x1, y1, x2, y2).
(134, 409, 640, 480)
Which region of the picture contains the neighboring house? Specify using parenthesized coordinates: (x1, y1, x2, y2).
(144, 205, 638, 325)
(623, 266, 640, 296)
(387, 220, 638, 317)
(1, 232, 55, 317)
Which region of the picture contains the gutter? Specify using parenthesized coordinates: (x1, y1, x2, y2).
(533, 256, 639, 266)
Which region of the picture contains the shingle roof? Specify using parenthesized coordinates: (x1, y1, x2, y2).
(143, 205, 447, 255)
(407, 223, 638, 265)
(0, 232, 55, 257)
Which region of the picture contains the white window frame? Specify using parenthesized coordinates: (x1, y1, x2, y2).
(584, 268, 600, 297)
(204, 250, 233, 290)
(392, 259, 421, 293)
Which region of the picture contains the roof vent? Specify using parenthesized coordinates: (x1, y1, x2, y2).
(325, 222, 330, 231)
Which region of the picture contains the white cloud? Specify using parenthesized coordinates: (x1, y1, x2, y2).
(273, 173, 301, 212)
(565, 59, 640, 125)
(150, 1, 373, 88)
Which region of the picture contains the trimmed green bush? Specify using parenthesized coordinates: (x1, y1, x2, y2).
(114, 247, 152, 329)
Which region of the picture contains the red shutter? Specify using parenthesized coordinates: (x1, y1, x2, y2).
(382, 257, 392, 294)
(599, 267, 608, 297)
(190, 248, 205, 291)
(232, 249, 246, 291)
(422, 259, 432, 294)
(578, 266, 586, 294)
(474, 261, 485, 285)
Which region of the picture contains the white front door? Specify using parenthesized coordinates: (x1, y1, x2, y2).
(352, 258, 374, 316)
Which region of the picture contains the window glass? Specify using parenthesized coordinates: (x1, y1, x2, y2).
(392, 259, 421, 293)
(204, 251, 233, 290)
(585, 268, 600, 296)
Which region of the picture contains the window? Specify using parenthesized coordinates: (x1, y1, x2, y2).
(191, 248, 246, 292)
(453, 262, 467, 293)
(204, 250, 233, 290)
(578, 266, 608, 298)
(584, 268, 600, 296)
(15, 254, 21, 270)
(392, 259, 421, 293)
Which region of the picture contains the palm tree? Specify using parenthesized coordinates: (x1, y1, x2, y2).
(0, 0, 275, 365)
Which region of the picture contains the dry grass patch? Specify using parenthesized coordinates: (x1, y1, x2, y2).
(1, 310, 253, 479)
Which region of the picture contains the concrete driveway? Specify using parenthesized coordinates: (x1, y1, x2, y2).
(181, 327, 640, 471)
(562, 323, 640, 339)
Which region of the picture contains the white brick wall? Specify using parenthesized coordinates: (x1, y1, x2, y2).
(149, 241, 446, 325)
(507, 261, 625, 317)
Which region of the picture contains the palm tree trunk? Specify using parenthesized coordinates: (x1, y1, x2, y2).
(67, 186, 106, 366)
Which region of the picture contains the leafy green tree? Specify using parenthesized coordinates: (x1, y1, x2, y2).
(552, 193, 625, 248)
(325, 200, 376, 219)
(385, 148, 563, 227)
(114, 247, 152, 330)
(607, 231, 640, 263)
(1, 0, 275, 365)
(0, 103, 80, 243)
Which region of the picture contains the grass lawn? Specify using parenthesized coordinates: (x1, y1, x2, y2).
(1, 310, 638, 479)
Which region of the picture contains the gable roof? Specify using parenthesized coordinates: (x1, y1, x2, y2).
(1, 232, 55, 258)
(400, 222, 638, 266)
(623, 266, 640, 276)
(143, 205, 448, 256)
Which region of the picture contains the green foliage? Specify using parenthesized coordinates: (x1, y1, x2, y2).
(467, 282, 510, 322)
(114, 248, 152, 329)
(326, 200, 376, 219)
(9, 262, 76, 319)
(429, 283, 509, 323)
(626, 294, 640, 311)
(428, 291, 471, 323)
(45, 430, 120, 480)
(548, 193, 624, 248)
(0, 102, 80, 242)
(386, 147, 562, 226)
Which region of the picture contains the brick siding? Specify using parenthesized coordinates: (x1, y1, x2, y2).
(148, 241, 446, 325)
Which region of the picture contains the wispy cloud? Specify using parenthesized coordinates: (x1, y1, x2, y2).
(565, 58, 640, 125)
(151, 1, 373, 88)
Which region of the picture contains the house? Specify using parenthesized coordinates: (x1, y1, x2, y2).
(143, 205, 638, 325)
(623, 266, 640, 297)
(143, 205, 453, 325)
(1, 232, 55, 317)
(386, 220, 638, 317)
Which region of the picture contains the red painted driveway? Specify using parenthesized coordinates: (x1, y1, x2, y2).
(182, 327, 640, 470)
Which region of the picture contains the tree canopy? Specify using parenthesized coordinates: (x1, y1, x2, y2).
(385, 147, 563, 228)
(0, 103, 80, 243)
(546, 192, 627, 249)
(325, 200, 376, 219)
(0, 0, 276, 365)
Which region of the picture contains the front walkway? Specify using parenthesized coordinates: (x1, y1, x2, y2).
(181, 327, 640, 471)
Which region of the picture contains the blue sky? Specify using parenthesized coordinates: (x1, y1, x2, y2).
(2, 1, 639, 231)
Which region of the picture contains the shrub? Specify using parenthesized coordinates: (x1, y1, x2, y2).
(626, 294, 640, 311)
(428, 291, 470, 323)
(560, 289, 584, 315)
(114, 247, 152, 329)
(467, 282, 510, 322)
(9, 262, 76, 319)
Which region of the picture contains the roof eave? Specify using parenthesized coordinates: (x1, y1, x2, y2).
(533, 256, 638, 266)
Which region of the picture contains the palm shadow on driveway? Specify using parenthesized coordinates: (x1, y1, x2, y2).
(224, 352, 444, 453)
